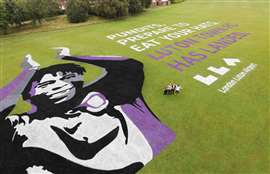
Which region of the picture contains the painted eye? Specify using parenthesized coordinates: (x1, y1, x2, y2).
(62, 74, 76, 80)
(37, 84, 49, 88)
(38, 84, 48, 88)
(37, 80, 56, 88)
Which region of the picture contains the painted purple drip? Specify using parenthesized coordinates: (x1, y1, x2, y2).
(29, 81, 38, 97)
(77, 56, 128, 61)
(26, 100, 37, 114)
(0, 68, 30, 99)
(121, 98, 176, 156)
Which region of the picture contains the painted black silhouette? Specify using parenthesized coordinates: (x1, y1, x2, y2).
(0, 49, 175, 174)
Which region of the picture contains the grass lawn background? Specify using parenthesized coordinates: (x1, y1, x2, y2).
(0, 0, 269, 173)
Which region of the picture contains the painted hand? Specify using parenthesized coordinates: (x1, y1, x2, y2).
(81, 92, 109, 113)
(21, 54, 40, 70)
(53, 47, 71, 59)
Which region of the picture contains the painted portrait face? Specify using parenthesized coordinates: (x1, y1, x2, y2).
(34, 71, 82, 104)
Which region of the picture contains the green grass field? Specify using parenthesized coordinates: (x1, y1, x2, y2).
(0, 0, 269, 173)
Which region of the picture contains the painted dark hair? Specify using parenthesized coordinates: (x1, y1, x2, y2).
(22, 63, 86, 100)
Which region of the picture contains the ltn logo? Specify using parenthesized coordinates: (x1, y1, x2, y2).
(193, 58, 240, 86)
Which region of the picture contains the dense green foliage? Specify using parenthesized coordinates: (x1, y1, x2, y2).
(46, 0, 61, 17)
(1, 0, 174, 33)
(4, 0, 25, 26)
(95, 0, 129, 19)
(141, 0, 152, 8)
(0, 1, 8, 34)
(25, 0, 48, 25)
(66, 0, 89, 23)
(1, 0, 61, 30)
(128, 0, 144, 15)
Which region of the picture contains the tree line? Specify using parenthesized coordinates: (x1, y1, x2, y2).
(0, 0, 153, 34)
(66, 0, 152, 23)
(0, 0, 61, 34)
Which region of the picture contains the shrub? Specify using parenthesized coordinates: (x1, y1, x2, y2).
(128, 0, 144, 15)
(4, 0, 25, 26)
(25, 0, 48, 25)
(46, 0, 61, 17)
(66, 0, 89, 23)
(141, 0, 151, 8)
(95, 0, 128, 19)
(87, 0, 96, 15)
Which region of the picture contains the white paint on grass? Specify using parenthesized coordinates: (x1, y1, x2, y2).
(193, 74, 218, 86)
(26, 166, 54, 174)
(223, 58, 240, 66)
(7, 107, 153, 170)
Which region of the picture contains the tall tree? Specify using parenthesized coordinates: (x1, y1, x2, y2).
(4, 0, 25, 26)
(95, 0, 129, 19)
(66, 0, 89, 23)
(141, 0, 151, 8)
(47, 0, 61, 17)
(128, 0, 144, 15)
(0, 1, 9, 34)
(25, 0, 47, 25)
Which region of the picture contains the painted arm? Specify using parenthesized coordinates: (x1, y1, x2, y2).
(55, 46, 143, 74)
(0, 55, 40, 117)
(55, 48, 144, 105)
(62, 55, 142, 72)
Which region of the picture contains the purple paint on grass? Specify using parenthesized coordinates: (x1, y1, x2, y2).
(29, 81, 38, 97)
(0, 69, 30, 99)
(121, 98, 175, 156)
